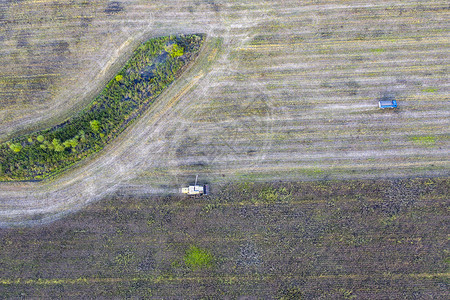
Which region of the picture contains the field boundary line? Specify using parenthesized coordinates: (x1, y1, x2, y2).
(1, 272, 448, 285)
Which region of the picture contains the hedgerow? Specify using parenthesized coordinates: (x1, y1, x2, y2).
(0, 34, 204, 181)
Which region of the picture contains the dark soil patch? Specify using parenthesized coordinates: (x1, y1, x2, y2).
(0, 177, 448, 298)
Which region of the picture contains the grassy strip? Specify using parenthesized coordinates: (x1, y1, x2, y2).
(0, 34, 205, 181)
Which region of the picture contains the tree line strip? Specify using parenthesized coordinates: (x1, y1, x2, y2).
(0, 34, 205, 181)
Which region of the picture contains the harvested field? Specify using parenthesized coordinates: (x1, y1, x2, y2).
(0, 178, 448, 298)
(0, 34, 204, 181)
(0, 2, 449, 222)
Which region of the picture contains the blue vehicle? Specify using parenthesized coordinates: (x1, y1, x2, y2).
(379, 99, 397, 109)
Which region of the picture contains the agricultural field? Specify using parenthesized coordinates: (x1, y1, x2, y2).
(0, 34, 204, 181)
(0, 0, 449, 298)
(0, 178, 448, 298)
(0, 0, 449, 223)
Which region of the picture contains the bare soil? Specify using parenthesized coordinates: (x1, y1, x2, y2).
(0, 178, 448, 298)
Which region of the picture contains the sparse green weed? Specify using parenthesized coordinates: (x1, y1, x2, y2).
(184, 246, 213, 270)
(409, 136, 436, 145)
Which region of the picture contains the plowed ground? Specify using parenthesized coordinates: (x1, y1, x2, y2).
(0, 178, 448, 298)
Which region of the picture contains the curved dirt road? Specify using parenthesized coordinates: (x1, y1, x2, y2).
(0, 32, 230, 226)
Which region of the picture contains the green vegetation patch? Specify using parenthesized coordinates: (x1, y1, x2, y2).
(167, 43, 184, 58)
(409, 136, 437, 145)
(8, 143, 22, 153)
(422, 88, 438, 93)
(184, 245, 213, 270)
(0, 34, 205, 181)
(255, 186, 291, 203)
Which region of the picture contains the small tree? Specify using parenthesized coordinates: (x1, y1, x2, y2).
(63, 140, 72, 148)
(9, 143, 22, 153)
(168, 44, 184, 58)
(55, 144, 65, 152)
(52, 139, 65, 152)
(69, 139, 78, 148)
(90, 120, 101, 133)
(79, 130, 86, 142)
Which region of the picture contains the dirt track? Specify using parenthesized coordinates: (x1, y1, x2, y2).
(0, 0, 449, 226)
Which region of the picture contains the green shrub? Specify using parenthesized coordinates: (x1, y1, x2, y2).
(55, 145, 65, 152)
(258, 186, 279, 202)
(69, 139, 78, 148)
(90, 120, 101, 133)
(184, 246, 213, 270)
(79, 130, 86, 143)
(169, 43, 184, 58)
(37, 135, 45, 142)
(52, 139, 65, 152)
(9, 143, 22, 153)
